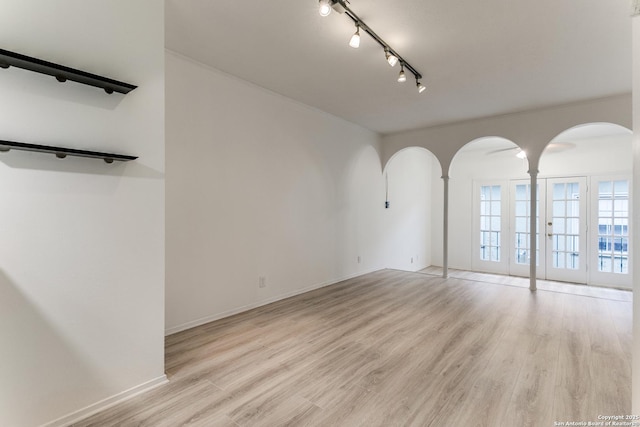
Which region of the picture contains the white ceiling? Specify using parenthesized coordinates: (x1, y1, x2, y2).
(165, 0, 632, 135)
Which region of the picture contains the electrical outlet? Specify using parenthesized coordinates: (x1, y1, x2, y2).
(258, 276, 266, 288)
(411, 257, 414, 264)
(357, 256, 361, 264)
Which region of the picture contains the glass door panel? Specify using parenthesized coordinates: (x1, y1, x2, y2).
(590, 177, 631, 288)
(509, 180, 545, 278)
(545, 178, 587, 283)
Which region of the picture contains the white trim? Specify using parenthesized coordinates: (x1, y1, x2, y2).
(40, 375, 168, 427)
(165, 267, 385, 336)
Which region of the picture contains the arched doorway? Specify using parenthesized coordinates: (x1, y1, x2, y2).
(383, 147, 441, 272)
(536, 123, 633, 288)
(449, 137, 528, 275)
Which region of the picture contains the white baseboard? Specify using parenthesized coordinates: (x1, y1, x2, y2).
(40, 375, 168, 427)
(165, 267, 384, 336)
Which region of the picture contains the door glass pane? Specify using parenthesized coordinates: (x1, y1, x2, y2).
(567, 252, 579, 269)
(513, 183, 539, 265)
(553, 201, 565, 217)
(597, 179, 629, 274)
(480, 185, 501, 262)
(553, 219, 565, 234)
(553, 183, 565, 199)
(568, 183, 580, 197)
(567, 201, 580, 216)
(553, 251, 565, 268)
(550, 180, 581, 272)
(566, 218, 579, 234)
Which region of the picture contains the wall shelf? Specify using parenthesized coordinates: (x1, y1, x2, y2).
(0, 48, 137, 94)
(0, 140, 137, 163)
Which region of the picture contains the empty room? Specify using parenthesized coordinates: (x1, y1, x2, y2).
(1, 1, 640, 426)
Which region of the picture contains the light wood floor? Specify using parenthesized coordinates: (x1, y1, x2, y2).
(73, 269, 632, 427)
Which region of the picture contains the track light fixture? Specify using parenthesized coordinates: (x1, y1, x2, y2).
(349, 24, 361, 48)
(397, 64, 406, 83)
(318, 0, 425, 93)
(318, 0, 332, 16)
(385, 48, 398, 67)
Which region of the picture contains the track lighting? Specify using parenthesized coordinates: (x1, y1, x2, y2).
(397, 64, 406, 83)
(349, 25, 361, 48)
(318, 0, 332, 16)
(385, 49, 398, 67)
(319, 0, 424, 94)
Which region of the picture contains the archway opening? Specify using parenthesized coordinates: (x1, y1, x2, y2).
(448, 137, 528, 275)
(383, 147, 441, 272)
(538, 123, 632, 288)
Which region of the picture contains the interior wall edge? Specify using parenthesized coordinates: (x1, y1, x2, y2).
(39, 375, 168, 427)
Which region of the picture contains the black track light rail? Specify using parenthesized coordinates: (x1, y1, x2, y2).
(336, 0, 422, 81)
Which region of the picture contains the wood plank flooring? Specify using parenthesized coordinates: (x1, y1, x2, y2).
(73, 269, 632, 427)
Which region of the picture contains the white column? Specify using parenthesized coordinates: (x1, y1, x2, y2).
(442, 175, 449, 279)
(631, 6, 640, 416)
(529, 169, 538, 291)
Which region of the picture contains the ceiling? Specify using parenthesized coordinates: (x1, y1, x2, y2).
(165, 0, 632, 135)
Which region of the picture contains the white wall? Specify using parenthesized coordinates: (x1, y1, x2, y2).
(632, 12, 640, 416)
(166, 52, 397, 333)
(0, 2, 165, 426)
(383, 148, 436, 271)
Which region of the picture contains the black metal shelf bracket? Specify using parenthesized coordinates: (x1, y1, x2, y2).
(0, 48, 137, 94)
(0, 140, 138, 164)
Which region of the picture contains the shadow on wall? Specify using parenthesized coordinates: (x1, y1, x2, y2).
(0, 269, 99, 427)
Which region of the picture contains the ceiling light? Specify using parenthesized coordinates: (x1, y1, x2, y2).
(516, 149, 527, 159)
(319, 0, 332, 16)
(319, 0, 424, 93)
(349, 25, 361, 48)
(397, 64, 406, 82)
(385, 49, 398, 67)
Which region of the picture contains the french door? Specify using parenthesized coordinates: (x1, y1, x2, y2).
(475, 176, 630, 287)
(509, 177, 587, 283)
(545, 177, 587, 283)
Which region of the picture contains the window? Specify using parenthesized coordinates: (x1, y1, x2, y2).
(597, 180, 629, 274)
(480, 185, 501, 262)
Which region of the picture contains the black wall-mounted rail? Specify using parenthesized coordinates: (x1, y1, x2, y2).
(0, 48, 137, 94)
(0, 140, 137, 164)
